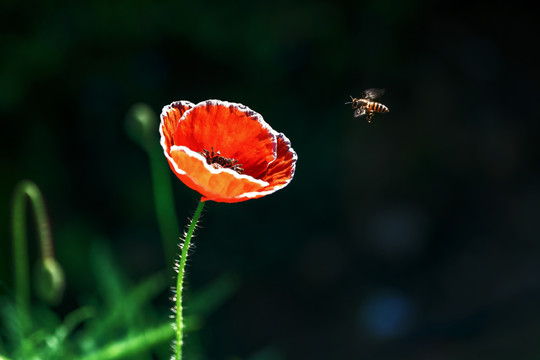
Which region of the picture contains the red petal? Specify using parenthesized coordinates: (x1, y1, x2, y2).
(160, 101, 194, 152)
(230, 132, 297, 201)
(168, 146, 269, 203)
(173, 100, 277, 178)
(261, 132, 297, 189)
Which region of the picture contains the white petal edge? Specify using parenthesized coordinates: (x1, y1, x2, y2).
(159, 100, 196, 176)
(169, 145, 270, 187)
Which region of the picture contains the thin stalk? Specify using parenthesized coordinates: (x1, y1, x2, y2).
(148, 141, 180, 264)
(125, 103, 180, 265)
(11, 180, 54, 328)
(175, 200, 205, 360)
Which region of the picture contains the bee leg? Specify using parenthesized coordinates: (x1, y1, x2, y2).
(366, 113, 373, 123)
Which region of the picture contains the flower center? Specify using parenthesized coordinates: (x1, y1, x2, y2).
(200, 147, 244, 174)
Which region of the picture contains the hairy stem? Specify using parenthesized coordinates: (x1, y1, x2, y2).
(175, 200, 205, 360)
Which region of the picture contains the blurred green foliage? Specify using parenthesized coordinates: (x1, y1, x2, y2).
(1, 231, 238, 360)
(1, 238, 172, 359)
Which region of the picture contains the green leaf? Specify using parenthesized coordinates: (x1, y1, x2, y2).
(78, 323, 174, 360)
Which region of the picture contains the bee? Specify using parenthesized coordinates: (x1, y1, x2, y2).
(345, 88, 389, 123)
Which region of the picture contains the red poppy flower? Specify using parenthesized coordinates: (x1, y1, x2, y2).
(160, 100, 297, 203)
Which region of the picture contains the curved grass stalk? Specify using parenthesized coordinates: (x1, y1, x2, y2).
(11, 180, 64, 328)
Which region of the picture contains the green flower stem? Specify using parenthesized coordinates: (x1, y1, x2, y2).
(125, 103, 180, 266)
(175, 200, 205, 360)
(11, 180, 54, 325)
(148, 137, 180, 264)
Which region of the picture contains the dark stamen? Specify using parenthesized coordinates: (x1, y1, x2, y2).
(199, 147, 244, 174)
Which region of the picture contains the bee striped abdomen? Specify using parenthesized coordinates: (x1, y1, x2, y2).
(370, 101, 389, 113)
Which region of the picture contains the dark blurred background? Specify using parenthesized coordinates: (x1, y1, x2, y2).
(1, 0, 539, 359)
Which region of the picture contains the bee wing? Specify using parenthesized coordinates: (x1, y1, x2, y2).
(361, 88, 385, 100)
(354, 107, 366, 118)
